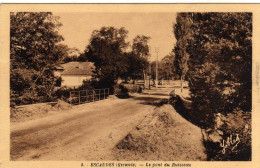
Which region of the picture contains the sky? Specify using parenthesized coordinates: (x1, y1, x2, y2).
(54, 12, 177, 61)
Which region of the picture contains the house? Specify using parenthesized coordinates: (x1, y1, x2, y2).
(55, 62, 95, 88)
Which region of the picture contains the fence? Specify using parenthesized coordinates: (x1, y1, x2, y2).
(69, 88, 110, 105)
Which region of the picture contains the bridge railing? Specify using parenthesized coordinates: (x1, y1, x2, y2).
(69, 88, 109, 105)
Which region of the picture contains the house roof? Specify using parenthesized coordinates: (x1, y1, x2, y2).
(59, 62, 95, 76)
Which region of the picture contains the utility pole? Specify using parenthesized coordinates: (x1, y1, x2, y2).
(155, 47, 159, 88)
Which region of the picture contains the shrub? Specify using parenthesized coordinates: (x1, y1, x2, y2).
(54, 87, 71, 102)
(137, 86, 143, 93)
(208, 109, 251, 161)
(114, 84, 129, 98)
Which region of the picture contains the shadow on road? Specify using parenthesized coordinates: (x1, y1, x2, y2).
(142, 93, 169, 96)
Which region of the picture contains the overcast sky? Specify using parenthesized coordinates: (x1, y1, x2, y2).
(55, 12, 177, 61)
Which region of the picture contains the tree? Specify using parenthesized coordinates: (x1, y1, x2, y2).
(175, 12, 252, 127)
(10, 12, 64, 105)
(119, 51, 146, 83)
(159, 53, 175, 80)
(132, 35, 151, 86)
(59, 45, 81, 63)
(150, 61, 157, 81)
(173, 13, 193, 92)
(83, 27, 129, 92)
(184, 13, 252, 161)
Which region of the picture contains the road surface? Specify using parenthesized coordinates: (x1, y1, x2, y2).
(11, 86, 173, 160)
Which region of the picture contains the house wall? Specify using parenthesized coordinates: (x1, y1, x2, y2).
(61, 75, 92, 87)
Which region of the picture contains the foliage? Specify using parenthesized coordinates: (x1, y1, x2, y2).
(206, 110, 251, 161)
(114, 84, 130, 98)
(132, 35, 151, 67)
(150, 53, 176, 81)
(83, 27, 129, 93)
(131, 35, 151, 82)
(54, 80, 96, 103)
(173, 13, 193, 83)
(150, 61, 156, 80)
(132, 35, 151, 59)
(173, 12, 252, 160)
(124, 51, 149, 82)
(186, 13, 252, 123)
(159, 53, 175, 80)
(54, 87, 71, 102)
(58, 44, 81, 63)
(83, 28, 151, 90)
(10, 12, 64, 106)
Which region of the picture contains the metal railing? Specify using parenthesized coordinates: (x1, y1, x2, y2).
(69, 88, 109, 105)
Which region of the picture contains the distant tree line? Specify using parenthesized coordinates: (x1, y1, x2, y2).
(150, 53, 176, 82)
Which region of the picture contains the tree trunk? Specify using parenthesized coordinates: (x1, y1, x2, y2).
(133, 73, 136, 84)
(181, 75, 183, 93)
(143, 68, 146, 90)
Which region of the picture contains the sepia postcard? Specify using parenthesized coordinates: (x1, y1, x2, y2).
(0, 3, 260, 168)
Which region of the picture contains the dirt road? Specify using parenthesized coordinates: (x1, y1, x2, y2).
(11, 87, 172, 160)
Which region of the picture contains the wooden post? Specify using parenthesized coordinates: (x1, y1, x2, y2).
(86, 90, 88, 103)
(93, 90, 95, 102)
(99, 89, 101, 100)
(104, 89, 105, 99)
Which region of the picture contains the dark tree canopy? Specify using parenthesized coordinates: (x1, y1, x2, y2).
(173, 13, 192, 78)
(131, 35, 151, 81)
(83, 28, 151, 89)
(83, 27, 129, 92)
(132, 35, 151, 59)
(173, 12, 252, 127)
(125, 51, 149, 81)
(11, 12, 64, 70)
(173, 13, 193, 91)
(10, 12, 64, 105)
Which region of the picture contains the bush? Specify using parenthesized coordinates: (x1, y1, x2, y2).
(206, 109, 251, 161)
(10, 68, 60, 106)
(54, 87, 71, 102)
(122, 84, 143, 93)
(114, 84, 129, 98)
(137, 86, 143, 93)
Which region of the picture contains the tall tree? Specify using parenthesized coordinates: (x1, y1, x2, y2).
(150, 61, 157, 81)
(10, 12, 64, 105)
(173, 13, 193, 92)
(188, 13, 252, 115)
(184, 12, 252, 161)
(84, 27, 129, 92)
(173, 12, 252, 128)
(121, 51, 147, 83)
(132, 35, 151, 86)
